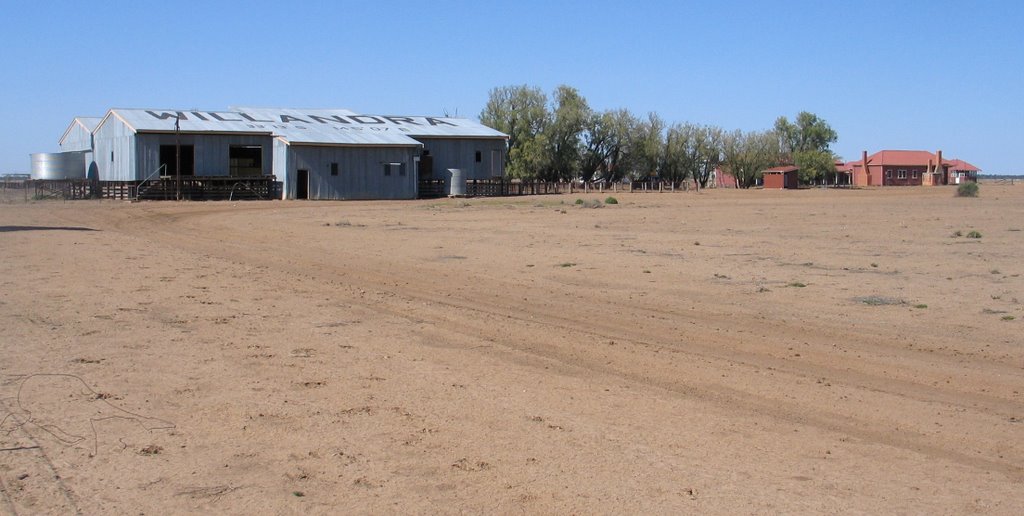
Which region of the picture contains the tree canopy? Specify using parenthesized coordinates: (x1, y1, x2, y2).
(774, 112, 838, 183)
(722, 130, 780, 189)
(480, 85, 839, 187)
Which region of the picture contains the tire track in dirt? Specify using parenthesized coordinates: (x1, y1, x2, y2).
(81, 202, 1024, 479)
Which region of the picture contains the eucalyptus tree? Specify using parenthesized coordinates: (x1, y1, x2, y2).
(774, 112, 838, 184)
(580, 108, 636, 182)
(542, 85, 590, 182)
(661, 123, 690, 184)
(722, 129, 781, 188)
(623, 112, 665, 181)
(690, 125, 724, 190)
(662, 123, 724, 189)
(480, 85, 549, 179)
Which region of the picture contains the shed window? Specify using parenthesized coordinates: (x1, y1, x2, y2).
(898, 169, 907, 179)
(885, 169, 892, 178)
(475, 151, 482, 163)
(384, 162, 404, 176)
(912, 170, 919, 178)
(229, 145, 262, 177)
(330, 163, 339, 176)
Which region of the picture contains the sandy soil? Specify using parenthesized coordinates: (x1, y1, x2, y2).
(1, 185, 1022, 514)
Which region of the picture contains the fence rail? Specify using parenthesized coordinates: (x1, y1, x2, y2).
(417, 178, 732, 198)
(6, 177, 281, 202)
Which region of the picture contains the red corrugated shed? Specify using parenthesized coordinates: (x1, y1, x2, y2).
(763, 166, 799, 189)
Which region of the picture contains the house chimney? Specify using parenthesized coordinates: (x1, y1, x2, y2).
(862, 150, 869, 185)
(936, 150, 942, 166)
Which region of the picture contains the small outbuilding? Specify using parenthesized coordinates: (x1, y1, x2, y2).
(762, 166, 799, 189)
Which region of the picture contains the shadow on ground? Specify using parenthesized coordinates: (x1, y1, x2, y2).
(0, 226, 98, 233)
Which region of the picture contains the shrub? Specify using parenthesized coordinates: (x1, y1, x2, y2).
(854, 295, 904, 306)
(966, 230, 982, 239)
(574, 198, 584, 205)
(956, 182, 979, 197)
(604, 196, 619, 205)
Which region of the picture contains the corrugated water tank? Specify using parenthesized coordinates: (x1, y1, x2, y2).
(30, 151, 87, 180)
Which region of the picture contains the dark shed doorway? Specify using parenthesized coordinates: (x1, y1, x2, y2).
(159, 145, 194, 176)
(296, 169, 309, 199)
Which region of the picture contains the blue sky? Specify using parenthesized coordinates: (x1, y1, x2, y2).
(1, 0, 1021, 173)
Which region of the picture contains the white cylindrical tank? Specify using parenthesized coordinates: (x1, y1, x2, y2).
(30, 151, 87, 180)
(448, 168, 466, 197)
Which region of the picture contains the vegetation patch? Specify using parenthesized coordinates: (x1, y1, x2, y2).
(787, 281, 807, 288)
(956, 182, 979, 197)
(854, 295, 905, 306)
(1002, 315, 1016, 321)
(604, 196, 619, 205)
(966, 230, 982, 239)
(558, 262, 577, 268)
(913, 304, 928, 309)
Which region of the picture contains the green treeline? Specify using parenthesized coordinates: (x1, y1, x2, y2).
(480, 84, 838, 188)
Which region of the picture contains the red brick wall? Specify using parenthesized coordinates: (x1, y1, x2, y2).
(881, 166, 928, 186)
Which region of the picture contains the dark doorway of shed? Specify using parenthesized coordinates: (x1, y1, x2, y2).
(296, 169, 309, 199)
(159, 145, 194, 176)
(229, 145, 262, 176)
(418, 151, 433, 179)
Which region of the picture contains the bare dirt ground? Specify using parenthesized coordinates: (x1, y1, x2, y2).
(1, 185, 1022, 514)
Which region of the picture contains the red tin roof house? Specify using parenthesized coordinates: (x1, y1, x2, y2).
(849, 150, 980, 186)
